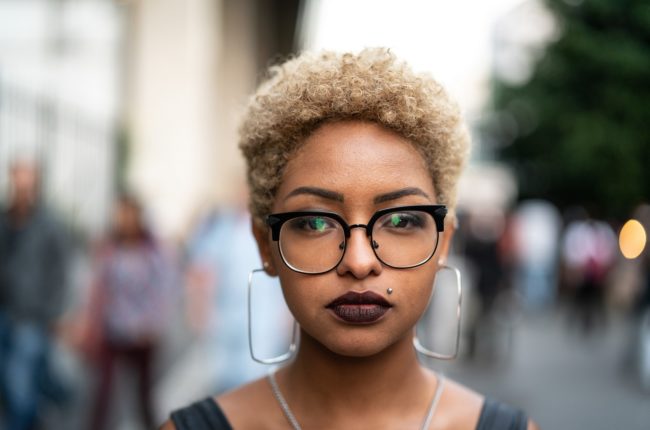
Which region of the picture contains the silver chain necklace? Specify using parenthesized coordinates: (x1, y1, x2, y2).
(268, 370, 445, 430)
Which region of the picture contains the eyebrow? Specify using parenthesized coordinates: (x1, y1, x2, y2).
(373, 187, 430, 204)
(284, 186, 344, 202)
(283, 186, 430, 204)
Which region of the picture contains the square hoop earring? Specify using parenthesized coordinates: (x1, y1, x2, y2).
(413, 264, 462, 360)
(248, 268, 298, 364)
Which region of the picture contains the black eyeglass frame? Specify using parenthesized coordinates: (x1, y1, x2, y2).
(266, 205, 448, 274)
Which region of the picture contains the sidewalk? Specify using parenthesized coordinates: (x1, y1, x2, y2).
(435, 307, 650, 430)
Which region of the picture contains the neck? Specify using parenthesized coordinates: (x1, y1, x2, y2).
(283, 329, 434, 413)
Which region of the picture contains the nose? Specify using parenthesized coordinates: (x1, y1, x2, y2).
(336, 228, 382, 278)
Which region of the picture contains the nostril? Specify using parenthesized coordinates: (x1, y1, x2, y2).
(336, 233, 383, 277)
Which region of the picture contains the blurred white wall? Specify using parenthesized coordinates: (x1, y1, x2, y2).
(0, 0, 263, 238)
(125, 0, 258, 238)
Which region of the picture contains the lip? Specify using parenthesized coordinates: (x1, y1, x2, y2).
(326, 291, 393, 324)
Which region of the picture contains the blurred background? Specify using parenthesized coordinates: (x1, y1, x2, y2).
(0, 0, 649, 429)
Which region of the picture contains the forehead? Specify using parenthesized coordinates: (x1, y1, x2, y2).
(276, 121, 435, 206)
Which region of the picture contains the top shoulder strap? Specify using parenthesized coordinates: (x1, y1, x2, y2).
(170, 398, 233, 430)
(475, 398, 528, 430)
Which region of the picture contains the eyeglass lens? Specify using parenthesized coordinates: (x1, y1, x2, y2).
(278, 209, 439, 273)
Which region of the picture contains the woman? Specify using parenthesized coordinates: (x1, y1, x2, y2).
(163, 49, 538, 429)
(86, 194, 174, 430)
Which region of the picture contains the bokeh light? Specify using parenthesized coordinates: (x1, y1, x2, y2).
(619, 219, 647, 259)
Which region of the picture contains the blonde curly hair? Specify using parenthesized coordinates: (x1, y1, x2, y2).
(239, 48, 470, 225)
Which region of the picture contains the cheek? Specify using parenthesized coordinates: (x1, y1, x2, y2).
(269, 246, 313, 321)
(275, 270, 322, 323)
(393, 269, 437, 323)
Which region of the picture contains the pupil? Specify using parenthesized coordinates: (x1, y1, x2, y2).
(310, 217, 326, 232)
(391, 214, 402, 227)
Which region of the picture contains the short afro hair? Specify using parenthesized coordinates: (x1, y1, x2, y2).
(239, 48, 470, 225)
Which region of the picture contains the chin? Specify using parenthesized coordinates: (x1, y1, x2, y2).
(300, 321, 408, 359)
(321, 336, 395, 358)
(327, 344, 386, 358)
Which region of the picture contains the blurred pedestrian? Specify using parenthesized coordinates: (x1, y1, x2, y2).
(84, 193, 175, 430)
(512, 200, 561, 308)
(0, 159, 69, 430)
(561, 214, 616, 334)
(627, 205, 650, 390)
(184, 191, 290, 394)
(464, 208, 508, 361)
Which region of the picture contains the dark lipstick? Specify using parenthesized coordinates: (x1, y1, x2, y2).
(326, 291, 392, 324)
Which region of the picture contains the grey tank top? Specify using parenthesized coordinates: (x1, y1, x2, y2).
(170, 397, 528, 430)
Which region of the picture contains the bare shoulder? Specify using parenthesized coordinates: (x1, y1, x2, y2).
(158, 419, 177, 430)
(528, 419, 541, 430)
(442, 377, 485, 405)
(156, 377, 278, 430)
(217, 376, 272, 413)
(217, 376, 284, 429)
(436, 377, 485, 430)
(439, 377, 538, 430)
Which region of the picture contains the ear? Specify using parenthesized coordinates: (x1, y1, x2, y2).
(436, 214, 457, 267)
(252, 219, 278, 276)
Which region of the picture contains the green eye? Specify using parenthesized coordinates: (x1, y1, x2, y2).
(310, 217, 327, 232)
(390, 214, 402, 227)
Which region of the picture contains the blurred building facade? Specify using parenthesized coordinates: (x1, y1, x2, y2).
(0, 0, 121, 233)
(1, 0, 301, 238)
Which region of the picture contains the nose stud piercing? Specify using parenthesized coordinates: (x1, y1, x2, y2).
(387, 288, 393, 295)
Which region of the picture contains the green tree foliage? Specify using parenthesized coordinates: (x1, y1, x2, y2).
(492, 0, 650, 218)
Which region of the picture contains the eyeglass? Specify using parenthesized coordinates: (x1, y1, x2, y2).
(266, 205, 447, 274)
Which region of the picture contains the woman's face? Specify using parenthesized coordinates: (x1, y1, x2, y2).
(253, 121, 454, 357)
